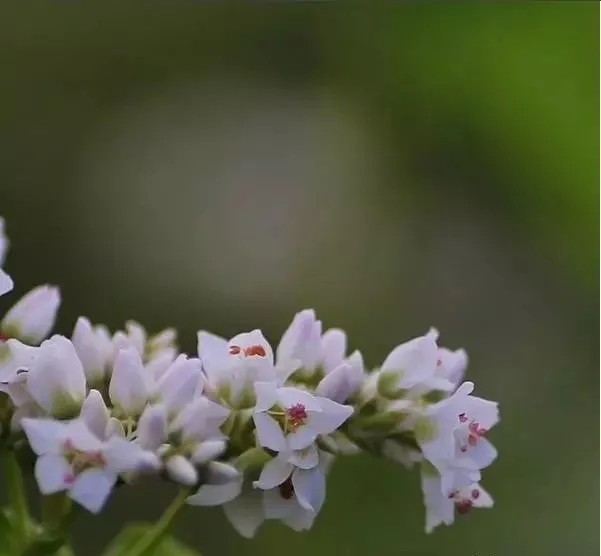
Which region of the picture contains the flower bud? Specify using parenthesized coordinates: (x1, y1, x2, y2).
(1, 286, 60, 344)
(166, 455, 198, 486)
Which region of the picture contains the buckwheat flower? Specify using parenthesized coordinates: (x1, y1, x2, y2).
(1, 285, 60, 345)
(80, 389, 111, 440)
(26, 335, 87, 418)
(421, 462, 493, 533)
(253, 381, 353, 452)
(315, 351, 365, 404)
(0, 340, 38, 404)
(276, 310, 365, 391)
(72, 317, 113, 385)
(198, 329, 277, 408)
(415, 382, 499, 493)
(109, 347, 153, 418)
(112, 321, 177, 366)
(155, 354, 204, 417)
(21, 417, 153, 513)
(376, 330, 440, 398)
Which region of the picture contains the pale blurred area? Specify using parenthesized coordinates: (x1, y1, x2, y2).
(0, 3, 597, 556)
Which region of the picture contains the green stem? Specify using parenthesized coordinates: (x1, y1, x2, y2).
(125, 488, 190, 556)
(42, 493, 72, 531)
(1, 449, 30, 547)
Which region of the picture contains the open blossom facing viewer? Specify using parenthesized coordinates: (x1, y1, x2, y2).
(0, 215, 500, 555)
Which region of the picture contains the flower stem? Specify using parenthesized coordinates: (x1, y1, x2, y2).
(1, 448, 30, 548)
(125, 488, 190, 556)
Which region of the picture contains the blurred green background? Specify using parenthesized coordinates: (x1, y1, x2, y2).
(0, 3, 598, 556)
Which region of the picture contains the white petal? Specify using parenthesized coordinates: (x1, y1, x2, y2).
(105, 418, 125, 439)
(253, 413, 286, 452)
(1, 286, 60, 344)
(467, 484, 494, 508)
(308, 397, 353, 435)
(276, 309, 321, 370)
(136, 404, 167, 450)
(263, 488, 295, 519)
(291, 466, 325, 514)
(173, 397, 229, 443)
(80, 390, 110, 440)
(315, 363, 357, 403)
(124, 321, 146, 356)
(145, 350, 176, 382)
(286, 425, 318, 451)
(64, 419, 104, 452)
(190, 440, 226, 464)
(166, 455, 198, 486)
(288, 445, 319, 470)
(421, 469, 454, 533)
(254, 381, 278, 412)
(69, 468, 117, 513)
(156, 355, 203, 415)
(197, 331, 229, 384)
(72, 317, 111, 383)
(223, 488, 264, 539)
(462, 437, 497, 469)
(26, 336, 86, 415)
(255, 457, 292, 489)
(381, 332, 438, 389)
(0, 269, 13, 296)
(320, 328, 346, 373)
(282, 505, 315, 532)
(102, 437, 149, 473)
(277, 387, 321, 412)
(109, 347, 150, 415)
(35, 454, 71, 494)
(205, 462, 240, 485)
(187, 478, 242, 506)
(21, 418, 65, 455)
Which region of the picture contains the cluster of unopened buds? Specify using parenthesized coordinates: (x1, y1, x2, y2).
(0, 217, 499, 555)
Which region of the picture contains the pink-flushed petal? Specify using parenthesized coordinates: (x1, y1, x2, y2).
(256, 457, 293, 489)
(80, 390, 110, 440)
(253, 413, 287, 452)
(320, 328, 347, 373)
(285, 425, 317, 451)
(69, 468, 117, 513)
(307, 397, 353, 435)
(223, 488, 264, 539)
(254, 381, 278, 412)
(291, 466, 325, 514)
(187, 478, 242, 506)
(277, 387, 321, 412)
(35, 454, 71, 494)
(21, 418, 65, 455)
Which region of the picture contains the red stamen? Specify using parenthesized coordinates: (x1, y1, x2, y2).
(287, 404, 308, 430)
(458, 413, 468, 423)
(456, 500, 472, 514)
(243, 345, 267, 357)
(279, 477, 294, 500)
(471, 489, 480, 499)
(229, 346, 241, 355)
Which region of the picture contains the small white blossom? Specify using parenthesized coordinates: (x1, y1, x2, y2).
(421, 463, 493, 533)
(154, 354, 203, 417)
(1, 286, 60, 345)
(198, 329, 277, 408)
(108, 347, 153, 417)
(253, 382, 353, 452)
(21, 417, 154, 513)
(72, 317, 113, 385)
(25, 336, 87, 418)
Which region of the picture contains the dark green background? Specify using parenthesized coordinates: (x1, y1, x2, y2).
(0, 3, 598, 556)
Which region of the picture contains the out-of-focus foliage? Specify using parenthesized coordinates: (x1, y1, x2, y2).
(0, 3, 597, 556)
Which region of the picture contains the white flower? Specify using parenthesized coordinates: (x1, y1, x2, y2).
(25, 335, 87, 418)
(72, 317, 113, 385)
(21, 417, 153, 513)
(198, 329, 277, 408)
(169, 396, 230, 450)
(112, 321, 177, 364)
(0, 340, 38, 406)
(0, 219, 12, 297)
(421, 463, 493, 533)
(0, 270, 13, 298)
(415, 382, 499, 494)
(377, 330, 439, 397)
(108, 347, 153, 417)
(155, 354, 203, 417)
(253, 382, 353, 452)
(80, 389, 110, 440)
(315, 350, 365, 403)
(1, 285, 60, 344)
(276, 309, 323, 376)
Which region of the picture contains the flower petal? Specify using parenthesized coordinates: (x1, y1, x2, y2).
(187, 478, 242, 506)
(308, 397, 353, 435)
(291, 466, 325, 514)
(69, 468, 117, 513)
(320, 328, 346, 373)
(108, 347, 150, 416)
(80, 390, 109, 440)
(35, 454, 71, 494)
(255, 457, 293, 489)
(223, 488, 264, 539)
(253, 413, 286, 452)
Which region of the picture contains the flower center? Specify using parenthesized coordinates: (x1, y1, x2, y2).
(62, 438, 105, 484)
(449, 488, 480, 515)
(457, 414, 487, 452)
(229, 344, 267, 357)
(286, 404, 308, 431)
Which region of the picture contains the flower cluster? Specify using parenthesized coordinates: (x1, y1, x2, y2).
(0, 218, 499, 538)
